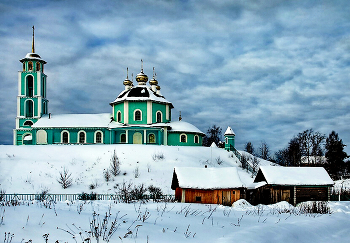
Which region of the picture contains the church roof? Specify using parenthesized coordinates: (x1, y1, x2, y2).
(20, 53, 47, 63)
(32, 113, 118, 128)
(168, 120, 205, 135)
(110, 85, 173, 108)
(224, 126, 235, 136)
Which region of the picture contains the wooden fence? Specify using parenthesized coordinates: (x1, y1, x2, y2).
(0, 193, 175, 202)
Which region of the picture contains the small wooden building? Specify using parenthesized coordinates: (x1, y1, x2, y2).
(171, 167, 245, 206)
(249, 166, 334, 205)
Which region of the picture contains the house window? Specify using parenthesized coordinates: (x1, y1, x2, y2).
(27, 76, 34, 97)
(95, 131, 102, 143)
(62, 131, 69, 144)
(195, 196, 201, 202)
(36, 62, 40, 71)
(194, 135, 199, 144)
(134, 110, 142, 121)
(180, 134, 187, 143)
(121, 133, 126, 143)
(78, 131, 86, 144)
(28, 61, 33, 71)
(24, 120, 33, 127)
(117, 111, 122, 122)
(148, 133, 156, 143)
(156, 111, 162, 123)
(26, 100, 34, 118)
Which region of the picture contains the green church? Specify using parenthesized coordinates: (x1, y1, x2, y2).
(13, 28, 210, 146)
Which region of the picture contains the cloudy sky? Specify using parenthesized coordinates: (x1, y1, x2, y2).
(1, 0, 350, 155)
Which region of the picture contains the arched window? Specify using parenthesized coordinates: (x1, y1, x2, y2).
(28, 61, 33, 71)
(95, 131, 103, 143)
(43, 102, 47, 114)
(134, 110, 142, 121)
(24, 120, 33, 127)
(26, 75, 34, 97)
(78, 131, 86, 144)
(23, 63, 25, 71)
(117, 111, 122, 122)
(23, 133, 32, 145)
(36, 62, 40, 71)
(26, 100, 34, 118)
(180, 134, 187, 143)
(156, 111, 162, 123)
(120, 133, 126, 143)
(62, 131, 69, 144)
(148, 133, 156, 143)
(194, 135, 199, 144)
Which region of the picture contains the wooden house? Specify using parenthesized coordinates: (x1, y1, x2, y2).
(249, 166, 334, 205)
(171, 167, 245, 206)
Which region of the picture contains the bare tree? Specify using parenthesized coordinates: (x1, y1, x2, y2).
(245, 142, 255, 155)
(110, 149, 120, 176)
(57, 168, 73, 189)
(258, 141, 270, 160)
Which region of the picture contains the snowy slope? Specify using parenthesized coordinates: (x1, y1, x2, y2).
(0, 145, 247, 195)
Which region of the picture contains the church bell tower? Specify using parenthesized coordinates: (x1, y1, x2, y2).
(14, 26, 48, 145)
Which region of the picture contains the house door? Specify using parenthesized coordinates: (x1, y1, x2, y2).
(133, 132, 142, 144)
(282, 189, 291, 203)
(222, 191, 231, 206)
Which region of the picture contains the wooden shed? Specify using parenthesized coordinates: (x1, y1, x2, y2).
(171, 167, 245, 206)
(249, 166, 334, 205)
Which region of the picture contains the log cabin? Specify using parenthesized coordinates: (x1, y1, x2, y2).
(171, 167, 245, 206)
(249, 166, 334, 206)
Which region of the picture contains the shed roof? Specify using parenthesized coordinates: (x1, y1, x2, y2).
(254, 166, 334, 186)
(172, 167, 245, 190)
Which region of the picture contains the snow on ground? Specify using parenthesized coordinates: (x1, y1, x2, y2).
(0, 145, 246, 194)
(1, 200, 350, 243)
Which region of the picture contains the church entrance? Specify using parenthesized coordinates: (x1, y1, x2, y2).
(133, 132, 142, 144)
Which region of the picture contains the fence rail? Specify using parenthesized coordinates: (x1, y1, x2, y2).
(0, 193, 175, 202)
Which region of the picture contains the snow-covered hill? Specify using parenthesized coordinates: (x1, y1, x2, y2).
(0, 145, 258, 195)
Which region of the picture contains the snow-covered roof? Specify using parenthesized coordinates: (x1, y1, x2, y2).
(20, 53, 47, 63)
(168, 121, 205, 135)
(254, 166, 334, 186)
(173, 167, 245, 189)
(224, 126, 235, 136)
(110, 85, 173, 107)
(32, 113, 115, 128)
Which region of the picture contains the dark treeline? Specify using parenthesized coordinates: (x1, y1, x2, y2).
(245, 129, 349, 180)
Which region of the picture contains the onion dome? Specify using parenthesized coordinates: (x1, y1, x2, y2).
(136, 59, 148, 85)
(149, 67, 158, 86)
(123, 67, 133, 89)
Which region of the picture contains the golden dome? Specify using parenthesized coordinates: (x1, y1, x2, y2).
(149, 77, 158, 86)
(123, 79, 132, 86)
(136, 71, 148, 84)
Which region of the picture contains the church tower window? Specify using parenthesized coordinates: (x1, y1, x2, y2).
(24, 120, 33, 127)
(156, 111, 162, 123)
(117, 111, 122, 122)
(28, 61, 33, 71)
(134, 110, 142, 121)
(26, 75, 34, 97)
(26, 100, 34, 117)
(36, 62, 40, 71)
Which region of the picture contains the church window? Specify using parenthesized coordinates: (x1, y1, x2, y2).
(26, 100, 34, 118)
(28, 61, 33, 71)
(23, 63, 25, 71)
(225, 137, 228, 144)
(78, 131, 86, 144)
(194, 135, 199, 144)
(134, 110, 142, 121)
(26, 75, 34, 97)
(121, 133, 126, 143)
(180, 134, 187, 143)
(156, 111, 162, 123)
(95, 131, 103, 143)
(148, 133, 156, 143)
(43, 101, 47, 114)
(36, 130, 47, 144)
(62, 131, 69, 144)
(24, 120, 33, 127)
(36, 62, 40, 71)
(117, 111, 122, 122)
